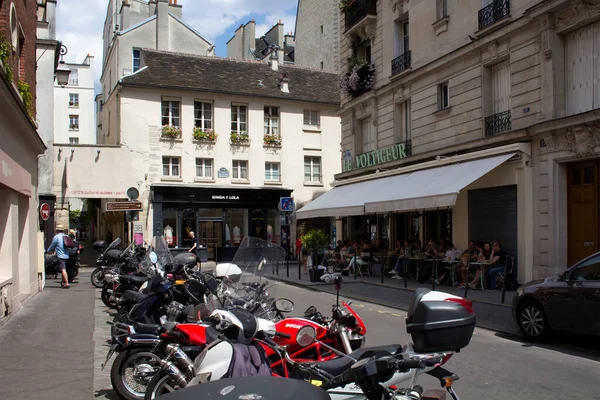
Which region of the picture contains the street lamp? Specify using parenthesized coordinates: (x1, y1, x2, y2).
(55, 44, 71, 88)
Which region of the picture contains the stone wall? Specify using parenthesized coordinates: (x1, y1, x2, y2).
(295, 0, 339, 72)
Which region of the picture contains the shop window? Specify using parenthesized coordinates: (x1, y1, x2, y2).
(194, 101, 213, 130)
(265, 162, 280, 182)
(267, 209, 282, 244)
(304, 110, 320, 128)
(231, 104, 248, 134)
(161, 98, 181, 127)
(264, 106, 279, 135)
(163, 208, 178, 247)
(224, 209, 248, 246)
(196, 158, 213, 179)
(162, 156, 181, 177)
(232, 160, 248, 180)
(304, 156, 322, 183)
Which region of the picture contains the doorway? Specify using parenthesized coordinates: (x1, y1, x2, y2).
(197, 219, 223, 261)
(567, 161, 599, 266)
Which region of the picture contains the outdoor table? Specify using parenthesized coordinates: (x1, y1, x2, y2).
(464, 261, 491, 297)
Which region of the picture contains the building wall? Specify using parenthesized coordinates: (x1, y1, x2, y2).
(54, 57, 96, 144)
(294, 0, 339, 72)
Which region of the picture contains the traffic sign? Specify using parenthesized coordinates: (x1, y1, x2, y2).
(278, 197, 295, 212)
(40, 203, 51, 221)
(127, 187, 140, 200)
(106, 201, 143, 211)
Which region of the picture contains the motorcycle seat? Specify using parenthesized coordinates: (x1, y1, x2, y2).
(242, 282, 262, 289)
(123, 290, 148, 303)
(311, 344, 402, 377)
(134, 322, 161, 335)
(119, 275, 149, 286)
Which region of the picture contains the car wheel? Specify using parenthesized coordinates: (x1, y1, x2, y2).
(518, 301, 548, 339)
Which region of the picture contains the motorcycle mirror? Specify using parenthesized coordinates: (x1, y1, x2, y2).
(296, 325, 317, 347)
(304, 305, 317, 317)
(149, 251, 158, 264)
(257, 258, 266, 271)
(274, 298, 294, 313)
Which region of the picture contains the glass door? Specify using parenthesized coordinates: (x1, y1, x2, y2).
(198, 219, 223, 261)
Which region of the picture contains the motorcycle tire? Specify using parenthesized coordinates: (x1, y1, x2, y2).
(110, 347, 162, 400)
(102, 284, 137, 309)
(73, 263, 80, 278)
(144, 370, 182, 400)
(91, 267, 105, 288)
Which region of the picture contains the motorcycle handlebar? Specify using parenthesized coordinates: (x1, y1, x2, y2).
(274, 331, 291, 339)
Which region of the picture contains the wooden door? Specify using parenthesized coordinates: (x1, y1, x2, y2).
(567, 161, 599, 266)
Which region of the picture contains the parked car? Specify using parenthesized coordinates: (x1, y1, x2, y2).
(512, 252, 600, 339)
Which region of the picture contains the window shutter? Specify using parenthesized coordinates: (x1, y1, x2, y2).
(492, 60, 510, 114)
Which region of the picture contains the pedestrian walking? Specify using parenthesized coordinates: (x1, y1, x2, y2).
(46, 225, 70, 288)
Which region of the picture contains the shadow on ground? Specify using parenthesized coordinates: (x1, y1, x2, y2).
(495, 331, 600, 362)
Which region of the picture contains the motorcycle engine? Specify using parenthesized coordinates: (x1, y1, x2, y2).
(166, 301, 185, 321)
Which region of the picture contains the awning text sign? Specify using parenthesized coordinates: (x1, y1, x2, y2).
(342, 141, 412, 172)
(106, 201, 143, 211)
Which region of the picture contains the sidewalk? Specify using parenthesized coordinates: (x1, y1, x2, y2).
(262, 263, 520, 336)
(0, 271, 96, 399)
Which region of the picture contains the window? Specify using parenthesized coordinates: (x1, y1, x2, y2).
(491, 60, 511, 114)
(403, 21, 410, 53)
(320, 25, 324, 34)
(69, 69, 78, 85)
(438, 82, 450, 110)
(133, 49, 141, 72)
(161, 99, 181, 127)
(69, 137, 79, 144)
(194, 101, 213, 130)
(265, 162, 281, 182)
(232, 160, 248, 180)
(437, 0, 448, 19)
(570, 256, 600, 281)
(69, 115, 79, 130)
(195, 158, 213, 179)
(264, 106, 279, 135)
(304, 110, 320, 128)
(393, 19, 410, 59)
(304, 156, 322, 183)
(361, 118, 375, 153)
(231, 104, 247, 134)
(69, 93, 79, 107)
(162, 156, 180, 177)
(394, 101, 411, 143)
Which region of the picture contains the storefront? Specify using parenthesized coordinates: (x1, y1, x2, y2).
(151, 184, 292, 261)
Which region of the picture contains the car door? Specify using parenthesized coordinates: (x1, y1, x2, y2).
(565, 255, 600, 334)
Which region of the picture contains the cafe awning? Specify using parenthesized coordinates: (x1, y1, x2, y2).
(296, 153, 515, 219)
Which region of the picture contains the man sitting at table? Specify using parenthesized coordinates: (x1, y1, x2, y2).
(343, 240, 358, 273)
(486, 241, 507, 290)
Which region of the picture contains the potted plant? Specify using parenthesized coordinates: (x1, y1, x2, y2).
(193, 127, 218, 142)
(263, 134, 282, 146)
(161, 125, 181, 138)
(340, 61, 375, 98)
(300, 229, 329, 282)
(230, 131, 249, 144)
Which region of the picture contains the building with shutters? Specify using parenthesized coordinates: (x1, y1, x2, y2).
(296, 0, 600, 283)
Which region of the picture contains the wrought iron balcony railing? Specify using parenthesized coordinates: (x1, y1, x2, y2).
(484, 110, 511, 137)
(391, 51, 411, 75)
(478, 0, 510, 30)
(345, 0, 377, 31)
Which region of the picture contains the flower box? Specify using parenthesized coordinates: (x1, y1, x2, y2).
(230, 131, 250, 145)
(340, 62, 375, 98)
(192, 127, 217, 142)
(161, 125, 182, 139)
(263, 134, 282, 147)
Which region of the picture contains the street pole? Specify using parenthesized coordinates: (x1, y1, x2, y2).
(286, 248, 289, 278)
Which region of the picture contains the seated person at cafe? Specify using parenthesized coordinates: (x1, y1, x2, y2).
(458, 240, 479, 288)
(419, 239, 439, 283)
(435, 242, 461, 284)
(486, 241, 507, 290)
(343, 240, 358, 273)
(389, 240, 411, 279)
(468, 242, 491, 288)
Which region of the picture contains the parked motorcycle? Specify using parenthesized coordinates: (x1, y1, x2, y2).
(91, 238, 124, 288)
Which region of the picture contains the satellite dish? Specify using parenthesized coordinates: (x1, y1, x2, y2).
(127, 187, 139, 200)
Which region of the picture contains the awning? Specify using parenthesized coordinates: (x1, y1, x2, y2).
(296, 153, 515, 219)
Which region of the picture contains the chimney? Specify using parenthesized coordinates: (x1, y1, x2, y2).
(156, 0, 169, 51)
(269, 50, 278, 71)
(279, 75, 289, 93)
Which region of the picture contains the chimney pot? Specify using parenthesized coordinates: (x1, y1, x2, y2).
(279, 77, 289, 93)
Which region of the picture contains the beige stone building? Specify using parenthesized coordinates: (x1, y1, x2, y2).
(294, 0, 340, 72)
(296, 0, 600, 283)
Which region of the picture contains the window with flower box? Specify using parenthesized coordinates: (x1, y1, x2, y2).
(69, 93, 79, 107)
(69, 114, 79, 130)
(264, 106, 279, 135)
(161, 98, 181, 127)
(231, 104, 247, 134)
(194, 101, 213, 130)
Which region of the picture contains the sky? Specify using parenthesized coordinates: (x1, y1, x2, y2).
(55, 0, 299, 93)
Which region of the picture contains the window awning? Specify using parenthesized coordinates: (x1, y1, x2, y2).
(296, 153, 515, 219)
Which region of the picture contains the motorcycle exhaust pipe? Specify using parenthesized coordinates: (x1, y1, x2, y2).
(339, 330, 354, 354)
(166, 344, 194, 375)
(126, 338, 161, 345)
(159, 359, 188, 388)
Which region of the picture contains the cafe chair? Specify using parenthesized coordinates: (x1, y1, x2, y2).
(356, 252, 372, 276)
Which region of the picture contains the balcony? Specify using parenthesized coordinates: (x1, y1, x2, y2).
(484, 110, 511, 137)
(478, 0, 510, 30)
(344, 0, 377, 31)
(391, 51, 411, 76)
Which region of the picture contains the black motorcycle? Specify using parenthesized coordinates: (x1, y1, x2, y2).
(91, 238, 125, 288)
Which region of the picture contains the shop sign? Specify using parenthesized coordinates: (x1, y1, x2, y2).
(218, 167, 229, 178)
(342, 141, 412, 172)
(212, 195, 240, 201)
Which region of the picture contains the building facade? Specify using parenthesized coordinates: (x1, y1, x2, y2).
(98, 0, 214, 143)
(1, 0, 46, 326)
(294, 0, 340, 72)
(54, 49, 342, 260)
(297, 0, 600, 283)
(226, 20, 295, 64)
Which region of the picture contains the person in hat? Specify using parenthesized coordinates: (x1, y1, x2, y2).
(46, 224, 70, 288)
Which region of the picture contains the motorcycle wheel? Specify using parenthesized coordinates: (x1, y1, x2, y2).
(144, 370, 183, 400)
(102, 284, 137, 309)
(110, 347, 162, 400)
(73, 263, 80, 278)
(101, 285, 117, 308)
(91, 267, 105, 288)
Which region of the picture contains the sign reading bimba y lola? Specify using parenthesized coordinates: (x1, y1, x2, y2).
(342, 141, 412, 172)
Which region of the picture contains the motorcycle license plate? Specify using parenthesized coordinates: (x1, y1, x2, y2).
(101, 344, 118, 371)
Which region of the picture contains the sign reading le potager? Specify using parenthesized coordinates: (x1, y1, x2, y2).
(342, 141, 412, 172)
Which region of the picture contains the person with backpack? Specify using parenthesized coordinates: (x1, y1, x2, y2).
(66, 229, 79, 284)
(46, 225, 71, 288)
